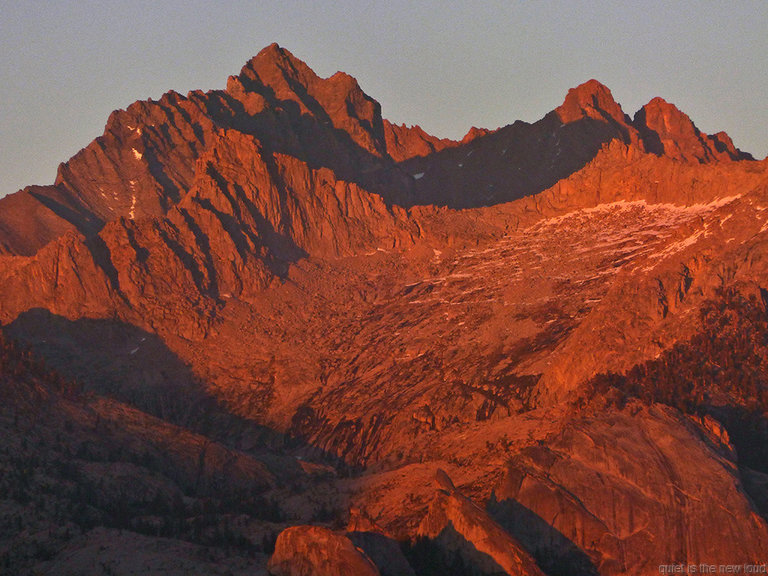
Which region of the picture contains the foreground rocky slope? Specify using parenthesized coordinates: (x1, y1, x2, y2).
(2, 44, 768, 574)
(491, 404, 768, 575)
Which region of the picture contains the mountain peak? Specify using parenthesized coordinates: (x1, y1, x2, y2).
(228, 44, 388, 158)
(237, 43, 317, 91)
(709, 131, 752, 160)
(252, 42, 301, 67)
(571, 78, 612, 98)
(556, 79, 627, 125)
(254, 42, 284, 60)
(461, 126, 493, 144)
(637, 97, 694, 132)
(634, 96, 750, 162)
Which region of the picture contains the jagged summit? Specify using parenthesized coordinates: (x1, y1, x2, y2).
(382, 120, 457, 162)
(236, 43, 318, 95)
(553, 80, 755, 163)
(635, 96, 704, 159)
(555, 78, 629, 126)
(634, 96, 752, 162)
(461, 126, 494, 144)
(241, 43, 306, 75)
(236, 42, 372, 100)
(229, 42, 388, 157)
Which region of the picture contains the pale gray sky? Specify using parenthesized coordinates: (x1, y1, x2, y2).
(1, 1, 766, 197)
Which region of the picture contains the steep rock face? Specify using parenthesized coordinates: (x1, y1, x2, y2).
(184, 129, 417, 259)
(268, 526, 381, 576)
(225, 44, 416, 207)
(2, 48, 755, 262)
(0, 86, 221, 256)
(554, 79, 642, 150)
(55, 90, 221, 222)
(0, 126, 421, 333)
(0, 231, 120, 324)
(418, 473, 544, 576)
(708, 130, 748, 159)
(490, 405, 768, 575)
(634, 97, 752, 162)
(0, 186, 86, 256)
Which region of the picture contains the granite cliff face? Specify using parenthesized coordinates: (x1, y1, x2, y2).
(490, 405, 768, 575)
(1, 45, 768, 575)
(417, 471, 545, 576)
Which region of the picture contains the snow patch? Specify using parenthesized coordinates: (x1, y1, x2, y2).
(132, 148, 143, 160)
(413, 172, 425, 180)
(535, 196, 742, 230)
(655, 229, 705, 258)
(128, 194, 137, 220)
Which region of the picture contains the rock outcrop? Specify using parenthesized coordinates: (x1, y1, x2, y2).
(417, 470, 544, 576)
(490, 404, 768, 575)
(268, 526, 381, 576)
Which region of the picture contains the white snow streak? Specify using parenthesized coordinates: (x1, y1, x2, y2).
(128, 180, 137, 220)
